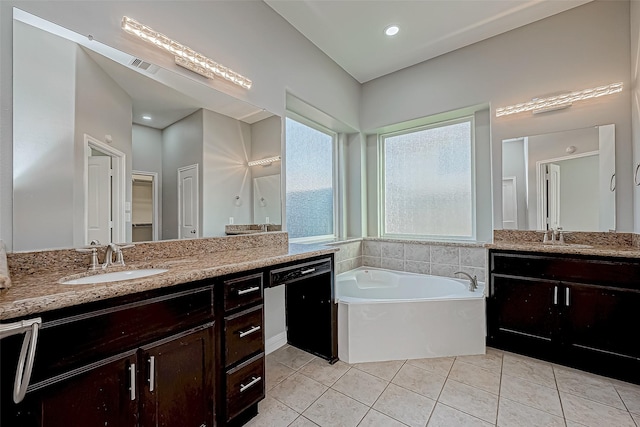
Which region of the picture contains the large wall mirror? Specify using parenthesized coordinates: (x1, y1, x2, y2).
(12, 9, 282, 251)
(501, 124, 615, 232)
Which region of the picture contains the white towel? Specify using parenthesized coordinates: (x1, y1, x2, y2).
(0, 240, 11, 289)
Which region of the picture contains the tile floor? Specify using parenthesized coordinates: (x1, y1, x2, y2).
(246, 345, 640, 427)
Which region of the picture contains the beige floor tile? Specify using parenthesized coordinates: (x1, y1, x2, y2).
(298, 358, 351, 387)
(269, 345, 315, 370)
(391, 363, 447, 400)
(500, 373, 563, 416)
(358, 409, 408, 427)
(354, 359, 405, 381)
(497, 397, 565, 427)
(427, 403, 493, 427)
(289, 416, 320, 427)
(565, 422, 589, 427)
(501, 354, 556, 389)
(554, 366, 625, 409)
(332, 367, 388, 406)
(373, 383, 436, 427)
(266, 358, 297, 391)
(245, 396, 299, 427)
(449, 360, 501, 395)
(456, 351, 503, 373)
(303, 389, 368, 427)
(631, 412, 640, 425)
(438, 379, 498, 424)
(269, 373, 328, 413)
(560, 391, 636, 427)
(405, 357, 455, 376)
(614, 382, 640, 414)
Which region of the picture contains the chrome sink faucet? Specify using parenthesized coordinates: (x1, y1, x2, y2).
(102, 243, 135, 268)
(454, 271, 478, 292)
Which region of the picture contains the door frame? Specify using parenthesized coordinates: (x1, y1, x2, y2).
(177, 164, 199, 239)
(502, 176, 518, 230)
(535, 150, 598, 230)
(132, 170, 159, 241)
(83, 134, 126, 245)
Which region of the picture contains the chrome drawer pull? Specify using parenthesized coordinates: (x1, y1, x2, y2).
(240, 376, 262, 392)
(553, 286, 558, 305)
(301, 268, 316, 275)
(148, 356, 155, 392)
(239, 325, 261, 338)
(566, 288, 570, 306)
(237, 286, 260, 295)
(129, 363, 136, 401)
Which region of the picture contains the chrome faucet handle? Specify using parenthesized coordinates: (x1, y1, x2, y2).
(542, 230, 550, 243)
(114, 244, 135, 266)
(76, 247, 100, 271)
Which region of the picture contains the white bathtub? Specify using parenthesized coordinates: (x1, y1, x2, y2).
(336, 267, 486, 364)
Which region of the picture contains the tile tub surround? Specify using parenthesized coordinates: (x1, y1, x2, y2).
(362, 238, 487, 283)
(0, 232, 339, 321)
(252, 345, 640, 427)
(328, 240, 363, 275)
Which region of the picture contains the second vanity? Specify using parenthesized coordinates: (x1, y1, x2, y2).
(487, 232, 640, 384)
(0, 232, 337, 427)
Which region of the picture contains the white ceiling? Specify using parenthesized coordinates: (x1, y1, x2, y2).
(264, 0, 593, 83)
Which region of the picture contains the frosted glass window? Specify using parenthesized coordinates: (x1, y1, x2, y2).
(285, 117, 334, 239)
(382, 118, 474, 238)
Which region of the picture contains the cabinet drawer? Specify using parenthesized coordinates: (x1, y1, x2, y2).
(30, 286, 214, 386)
(226, 354, 264, 422)
(225, 305, 264, 366)
(223, 273, 263, 312)
(269, 258, 332, 287)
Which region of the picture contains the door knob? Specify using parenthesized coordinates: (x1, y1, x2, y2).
(190, 230, 196, 234)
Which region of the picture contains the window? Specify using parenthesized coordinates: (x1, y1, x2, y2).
(381, 117, 475, 239)
(285, 116, 336, 240)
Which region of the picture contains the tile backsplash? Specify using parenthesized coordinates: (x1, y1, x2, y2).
(333, 238, 487, 282)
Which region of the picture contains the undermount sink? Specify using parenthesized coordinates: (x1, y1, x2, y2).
(60, 268, 168, 285)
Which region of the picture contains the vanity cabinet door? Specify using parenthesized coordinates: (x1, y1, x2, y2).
(139, 324, 215, 427)
(38, 353, 139, 427)
(489, 275, 561, 351)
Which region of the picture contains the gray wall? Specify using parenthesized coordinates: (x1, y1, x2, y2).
(250, 116, 282, 179)
(502, 138, 528, 229)
(132, 124, 163, 239)
(162, 110, 204, 240)
(360, 0, 632, 233)
(558, 155, 599, 231)
(0, 1, 361, 249)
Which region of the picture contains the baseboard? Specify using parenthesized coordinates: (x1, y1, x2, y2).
(265, 332, 288, 355)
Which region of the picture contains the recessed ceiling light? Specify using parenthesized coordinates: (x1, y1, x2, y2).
(142, 115, 152, 120)
(385, 25, 399, 36)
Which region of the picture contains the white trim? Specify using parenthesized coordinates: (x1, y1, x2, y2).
(265, 332, 288, 355)
(132, 170, 159, 241)
(83, 134, 126, 245)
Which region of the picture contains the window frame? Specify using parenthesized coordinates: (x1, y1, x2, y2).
(378, 115, 477, 241)
(285, 111, 339, 243)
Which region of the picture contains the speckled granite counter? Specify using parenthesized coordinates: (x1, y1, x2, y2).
(0, 232, 337, 321)
(488, 230, 640, 259)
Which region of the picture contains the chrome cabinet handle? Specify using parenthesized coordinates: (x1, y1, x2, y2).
(148, 356, 155, 392)
(239, 325, 261, 338)
(240, 376, 262, 392)
(553, 286, 558, 305)
(129, 363, 136, 401)
(0, 317, 42, 404)
(301, 268, 316, 275)
(610, 174, 616, 192)
(237, 286, 260, 295)
(565, 288, 570, 306)
(635, 164, 640, 186)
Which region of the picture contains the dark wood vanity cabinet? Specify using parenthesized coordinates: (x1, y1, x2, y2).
(488, 250, 640, 383)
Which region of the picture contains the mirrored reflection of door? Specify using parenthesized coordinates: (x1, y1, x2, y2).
(546, 163, 561, 230)
(87, 156, 112, 244)
(132, 172, 157, 242)
(178, 164, 199, 239)
(502, 177, 518, 230)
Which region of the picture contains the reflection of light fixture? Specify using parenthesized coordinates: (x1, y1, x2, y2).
(248, 155, 281, 167)
(121, 16, 252, 89)
(496, 82, 623, 117)
(142, 115, 152, 120)
(384, 25, 399, 36)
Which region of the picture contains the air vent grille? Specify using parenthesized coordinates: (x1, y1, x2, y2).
(129, 58, 159, 74)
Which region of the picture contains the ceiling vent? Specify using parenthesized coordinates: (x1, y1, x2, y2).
(129, 58, 159, 74)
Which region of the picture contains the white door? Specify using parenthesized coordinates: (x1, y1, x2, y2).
(87, 156, 112, 244)
(502, 177, 518, 229)
(547, 163, 561, 230)
(178, 164, 199, 239)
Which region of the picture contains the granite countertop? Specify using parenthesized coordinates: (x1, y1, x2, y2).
(0, 243, 337, 321)
(485, 241, 640, 259)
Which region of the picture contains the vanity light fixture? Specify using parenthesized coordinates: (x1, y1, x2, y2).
(496, 82, 623, 117)
(385, 25, 400, 36)
(121, 16, 252, 89)
(248, 155, 281, 167)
